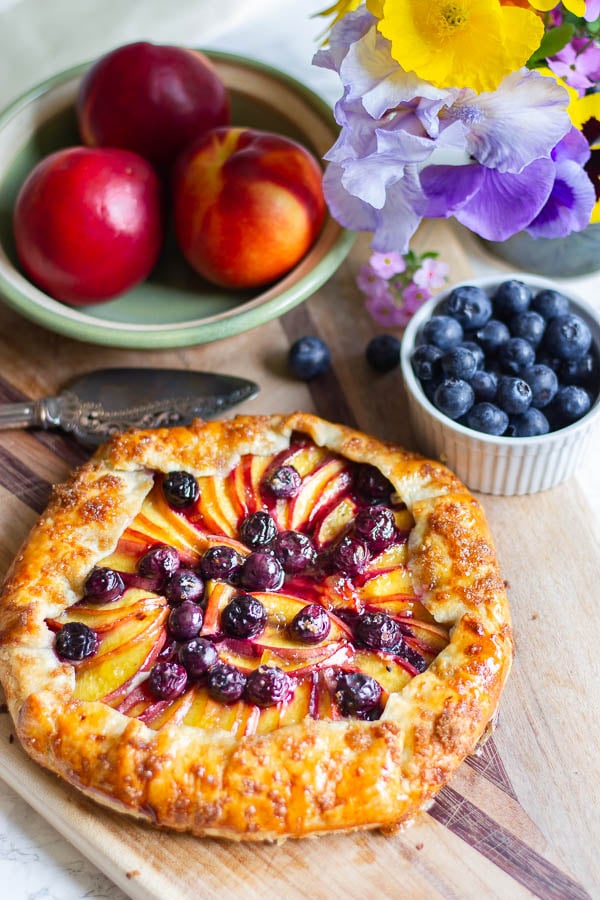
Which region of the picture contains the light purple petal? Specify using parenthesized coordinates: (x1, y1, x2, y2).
(553, 126, 591, 167)
(312, 7, 374, 72)
(526, 161, 596, 238)
(370, 168, 427, 253)
(420, 164, 485, 217)
(453, 159, 556, 241)
(322, 163, 378, 232)
(452, 69, 571, 174)
(585, 0, 600, 22)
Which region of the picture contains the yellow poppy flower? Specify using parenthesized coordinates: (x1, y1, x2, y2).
(315, 0, 363, 31)
(527, 0, 586, 16)
(376, 0, 544, 93)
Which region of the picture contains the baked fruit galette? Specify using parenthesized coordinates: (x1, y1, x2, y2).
(0, 413, 512, 840)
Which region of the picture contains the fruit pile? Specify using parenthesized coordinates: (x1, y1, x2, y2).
(411, 279, 599, 437)
(13, 42, 326, 306)
(47, 440, 448, 734)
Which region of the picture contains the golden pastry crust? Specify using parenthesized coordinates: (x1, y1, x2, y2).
(0, 413, 512, 840)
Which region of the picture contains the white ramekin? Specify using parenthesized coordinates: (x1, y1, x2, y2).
(400, 274, 600, 496)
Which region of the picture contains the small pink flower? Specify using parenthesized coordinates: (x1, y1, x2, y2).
(402, 282, 431, 315)
(549, 38, 600, 96)
(412, 258, 449, 290)
(357, 264, 390, 300)
(586, 0, 600, 23)
(365, 291, 410, 327)
(369, 250, 406, 278)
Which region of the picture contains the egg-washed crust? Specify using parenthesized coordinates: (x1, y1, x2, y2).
(0, 413, 512, 840)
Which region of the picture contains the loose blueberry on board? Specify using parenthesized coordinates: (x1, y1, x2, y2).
(84, 566, 125, 603)
(440, 284, 492, 329)
(421, 315, 463, 351)
(239, 511, 278, 549)
(498, 337, 536, 375)
(55, 622, 99, 661)
(496, 376, 533, 415)
(289, 603, 331, 644)
(147, 661, 188, 701)
(162, 471, 199, 509)
(335, 671, 383, 717)
(411, 344, 443, 380)
(552, 385, 592, 424)
(366, 334, 401, 372)
(507, 408, 550, 437)
(244, 665, 292, 707)
(433, 378, 475, 419)
(492, 279, 531, 319)
(221, 593, 267, 638)
(466, 402, 509, 436)
(475, 319, 510, 355)
(440, 346, 478, 381)
(469, 369, 498, 403)
(271, 530, 316, 574)
(138, 544, 180, 579)
(521, 364, 558, 409)
(510, 311, 546, 348)
(354, 506, 396, 553)
(178, 637, 218, 678)
(239, 552, 285, 591)
(544, 314, 592, 361)
(288, 335, 331, 380)
(531, 289, 570, 320)
(200, 545, 244, 582)
(354, 612, 402, 651)
(331, 535, 370, 576)
(165, 569, 204, 606)
(206, 662, 247, 703)
(167, 601, 204, 641)
(264, 465, 302, 499)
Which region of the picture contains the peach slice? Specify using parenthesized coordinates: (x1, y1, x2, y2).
(353, 650, 414, 694)
(289, 459, 352, 531)
(313, 495, 357, 548)
(359, 566, 414, 601)
(49, 591, 164, 631)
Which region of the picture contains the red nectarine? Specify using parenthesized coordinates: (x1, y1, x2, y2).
(77, 42, 230, 171)
(14, 146, 163, 305)
(172, 127, 326, 289)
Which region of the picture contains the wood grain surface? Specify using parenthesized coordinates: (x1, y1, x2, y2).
(0, 221, 597, 899)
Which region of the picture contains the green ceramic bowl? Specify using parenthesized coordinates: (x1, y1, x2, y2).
(0, 51, 353, 348)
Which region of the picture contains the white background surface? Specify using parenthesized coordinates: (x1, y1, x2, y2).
(0, 2, 599, 898)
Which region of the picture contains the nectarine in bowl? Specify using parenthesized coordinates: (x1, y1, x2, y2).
(0, 51, 354, 349)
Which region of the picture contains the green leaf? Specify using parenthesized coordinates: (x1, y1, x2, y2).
(528, 24, 575, 65)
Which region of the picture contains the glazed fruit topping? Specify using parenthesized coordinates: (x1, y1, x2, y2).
(264, 465, 302, 498)
(331, 535, 370, 577)
(239, 552, 284, 591)
(200, 545, 244, 582)
(354, 506, 396, 553)
(221, 593, 267, 638)
(84, 566, 125, 603)
(178, 637, 218, 678)
(138, 543, 180, 579)
(289, 603, 331, 644)
(207, 662, 247, 703)
(55, 622, 98, 661)
(167, 601, 204, 641)
(354, 464, 394, 503)
(165, 569, 204, 605)
(148, 660, 188, 701)
(245, 665, 291, 707)
(239, 511, 278, 548)
(162, 471, 199, 509)
(335, 672, 383, 718)
(271, 530, 316, 574)
(354, 612, 402, 652)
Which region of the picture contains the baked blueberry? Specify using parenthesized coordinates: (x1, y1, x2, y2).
(84, 567, 125, 604)
(475, 319, 510, 355)
(492, 280, 531, 319)
(531, 289, 570, 320)
(496, 376, 533, 415)
(366, 334, 401, 372)
(497, 337, 536, 375)
(421, 315, 464, 351)
(200, 545, 244, 582)
(239, 511, 277, 549)
(271, 530, 316, 574)
(354, 506, 396, 553)
(239, 552, 285, 591)
(469, 369, 498, 403)
(521, 364, 558, 409)
(162, 471, 199, 509)
(264, 465, 302, 499)
(288, 335, 331, 380)
(354, 464, 394, 502)
(331, 535, 370, 576)
(335, 672, 383, 717)
(138, 544, 180, 580)
(544, 314, 592, 361)
(509, 311, 546, 348)
(551, 385, 592, 424)
(466, 402, 509, 436)
(245, 665, 291, 707)
(165, 569, 204, 606)
(55, 622, 98, 661)
(207, 662, 246, 703)
(289, 604, 331, 644)
(433, 378, 475, 419)
(508, 408, 550, 437)
(440, 284, 492, 329)
(221, 593, 267, 638)
(440, 346, 478, 381)
(355, 612, 402, 651)
(178, 637, 218, 678)
(167, 601, 204, 641)
(411, 344, 443, 381)
(147, 661, 188, 701)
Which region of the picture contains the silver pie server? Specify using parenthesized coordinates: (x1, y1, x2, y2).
(0, 368, 259, 445)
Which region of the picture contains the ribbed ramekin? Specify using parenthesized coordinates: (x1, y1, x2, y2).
(400, 274, 600, 496)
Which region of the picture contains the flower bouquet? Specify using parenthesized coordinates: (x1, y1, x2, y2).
(314, 0, 600, 256)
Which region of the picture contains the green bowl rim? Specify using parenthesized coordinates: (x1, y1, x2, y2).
(0, 50, 355, 348)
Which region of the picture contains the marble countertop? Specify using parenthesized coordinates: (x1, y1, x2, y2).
(1, 2, 599, 898)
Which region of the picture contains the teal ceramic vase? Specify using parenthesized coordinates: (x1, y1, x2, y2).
(482, 222, 600, 278)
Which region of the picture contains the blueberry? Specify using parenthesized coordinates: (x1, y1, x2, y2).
(239, 511, 277, 549)
(354, 506, 396, 553)
(466, 402, 509, 435)
(421, 315, 464, 351)
(335, 672, 383, 717)
(433, 378, 475, 419)
(411, 344, 443, 381)
(271, 530, 316, 574)
(551, 385, 592, 425)
(440, 284, 492, 329)
(200, 545, 244, 582)
(162, 471, 199, 509)
(288, 335, 331, 380)
(544, 314, 592, 361)
(497, 337, 536, 375)
(469, 369, 498, 403)
(460, 340, 485, 370)
(331, 535, 370, 576)
(441, 346, 478, 381)
(264, 465, 302, 499)
(55, 622, 98, 661)
(531, 289, 570, 320)
(168, 601, 203, 641)
(508, 409, 550, 437)
(165, 569, 204, 606)
(354, 464, 394, 502)
(221, 593, 267, 638)
(366, 334, 401, 372)
(354, 612, 402, 651)
(509, 311, 546, 348)
(496, 376, 533, 415)
(492, 280, 531, 319)
(239, 552, 285, 591)
(289, 604, 331, 644)
(147, 661, 188, 701)
(206, 662, 246, 703)
(475, 319, 510, 355)
(84, 567, 125, 604)
(178, 637, 218, 678)
(557, 353, 598, 388)
(245, 665, 291, 707)
(521, 364, 558, 409)
(138, 544, 180, 580)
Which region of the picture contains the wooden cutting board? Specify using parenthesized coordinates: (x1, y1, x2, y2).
(0, 221, 596, 899)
